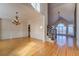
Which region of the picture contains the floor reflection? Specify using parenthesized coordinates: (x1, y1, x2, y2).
(56, 35, 74, 47)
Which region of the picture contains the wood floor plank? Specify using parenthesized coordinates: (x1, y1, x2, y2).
(0, 37, 79, 56)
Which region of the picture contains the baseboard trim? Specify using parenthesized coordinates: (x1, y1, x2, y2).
(0, 36, 28, 40)
(0, 36, 45, 42)
(30, 37, 45, 42)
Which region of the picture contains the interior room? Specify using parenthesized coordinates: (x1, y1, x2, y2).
(0, 3, 79, 56)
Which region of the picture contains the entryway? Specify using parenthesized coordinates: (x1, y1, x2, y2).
(56, 23, 74, 47)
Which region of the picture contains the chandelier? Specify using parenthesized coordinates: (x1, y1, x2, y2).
(12, 12, 20, 25)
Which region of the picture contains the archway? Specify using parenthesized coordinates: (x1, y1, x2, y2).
(55, 20, 74, 47)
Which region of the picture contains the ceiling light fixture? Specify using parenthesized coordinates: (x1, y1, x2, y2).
(12, 12, 20, 25)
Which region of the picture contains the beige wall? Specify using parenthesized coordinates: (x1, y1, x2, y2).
(0, 3, 45, 41)
(48, 3, 75, 25)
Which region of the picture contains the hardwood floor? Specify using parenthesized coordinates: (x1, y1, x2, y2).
(0, 37, 79, 56)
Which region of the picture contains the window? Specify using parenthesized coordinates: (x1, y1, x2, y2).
(31, 3, 40, 12)
(56, 23, 74, 47)
(68, 24, 74, 36)
(56, 23, 66, 35)
(56, 23, 67, 46)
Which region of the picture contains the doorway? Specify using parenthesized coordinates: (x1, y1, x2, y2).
(28, 24, 31, 38)
(48, 3, 77, 47)
(56, 23, 74, 47)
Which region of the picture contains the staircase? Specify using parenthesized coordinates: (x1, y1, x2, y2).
(47, 25, 57, 40)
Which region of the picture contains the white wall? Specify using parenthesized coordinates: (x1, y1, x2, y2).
(27, 14, 45, 40)
(48, 3, 75, 25)
(0, 3, 45, 41)
(77, 4, 79, 47)
(0, 4, 28, 39)
(40, 3, 48, 40)
(0, 18, 1, 39)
